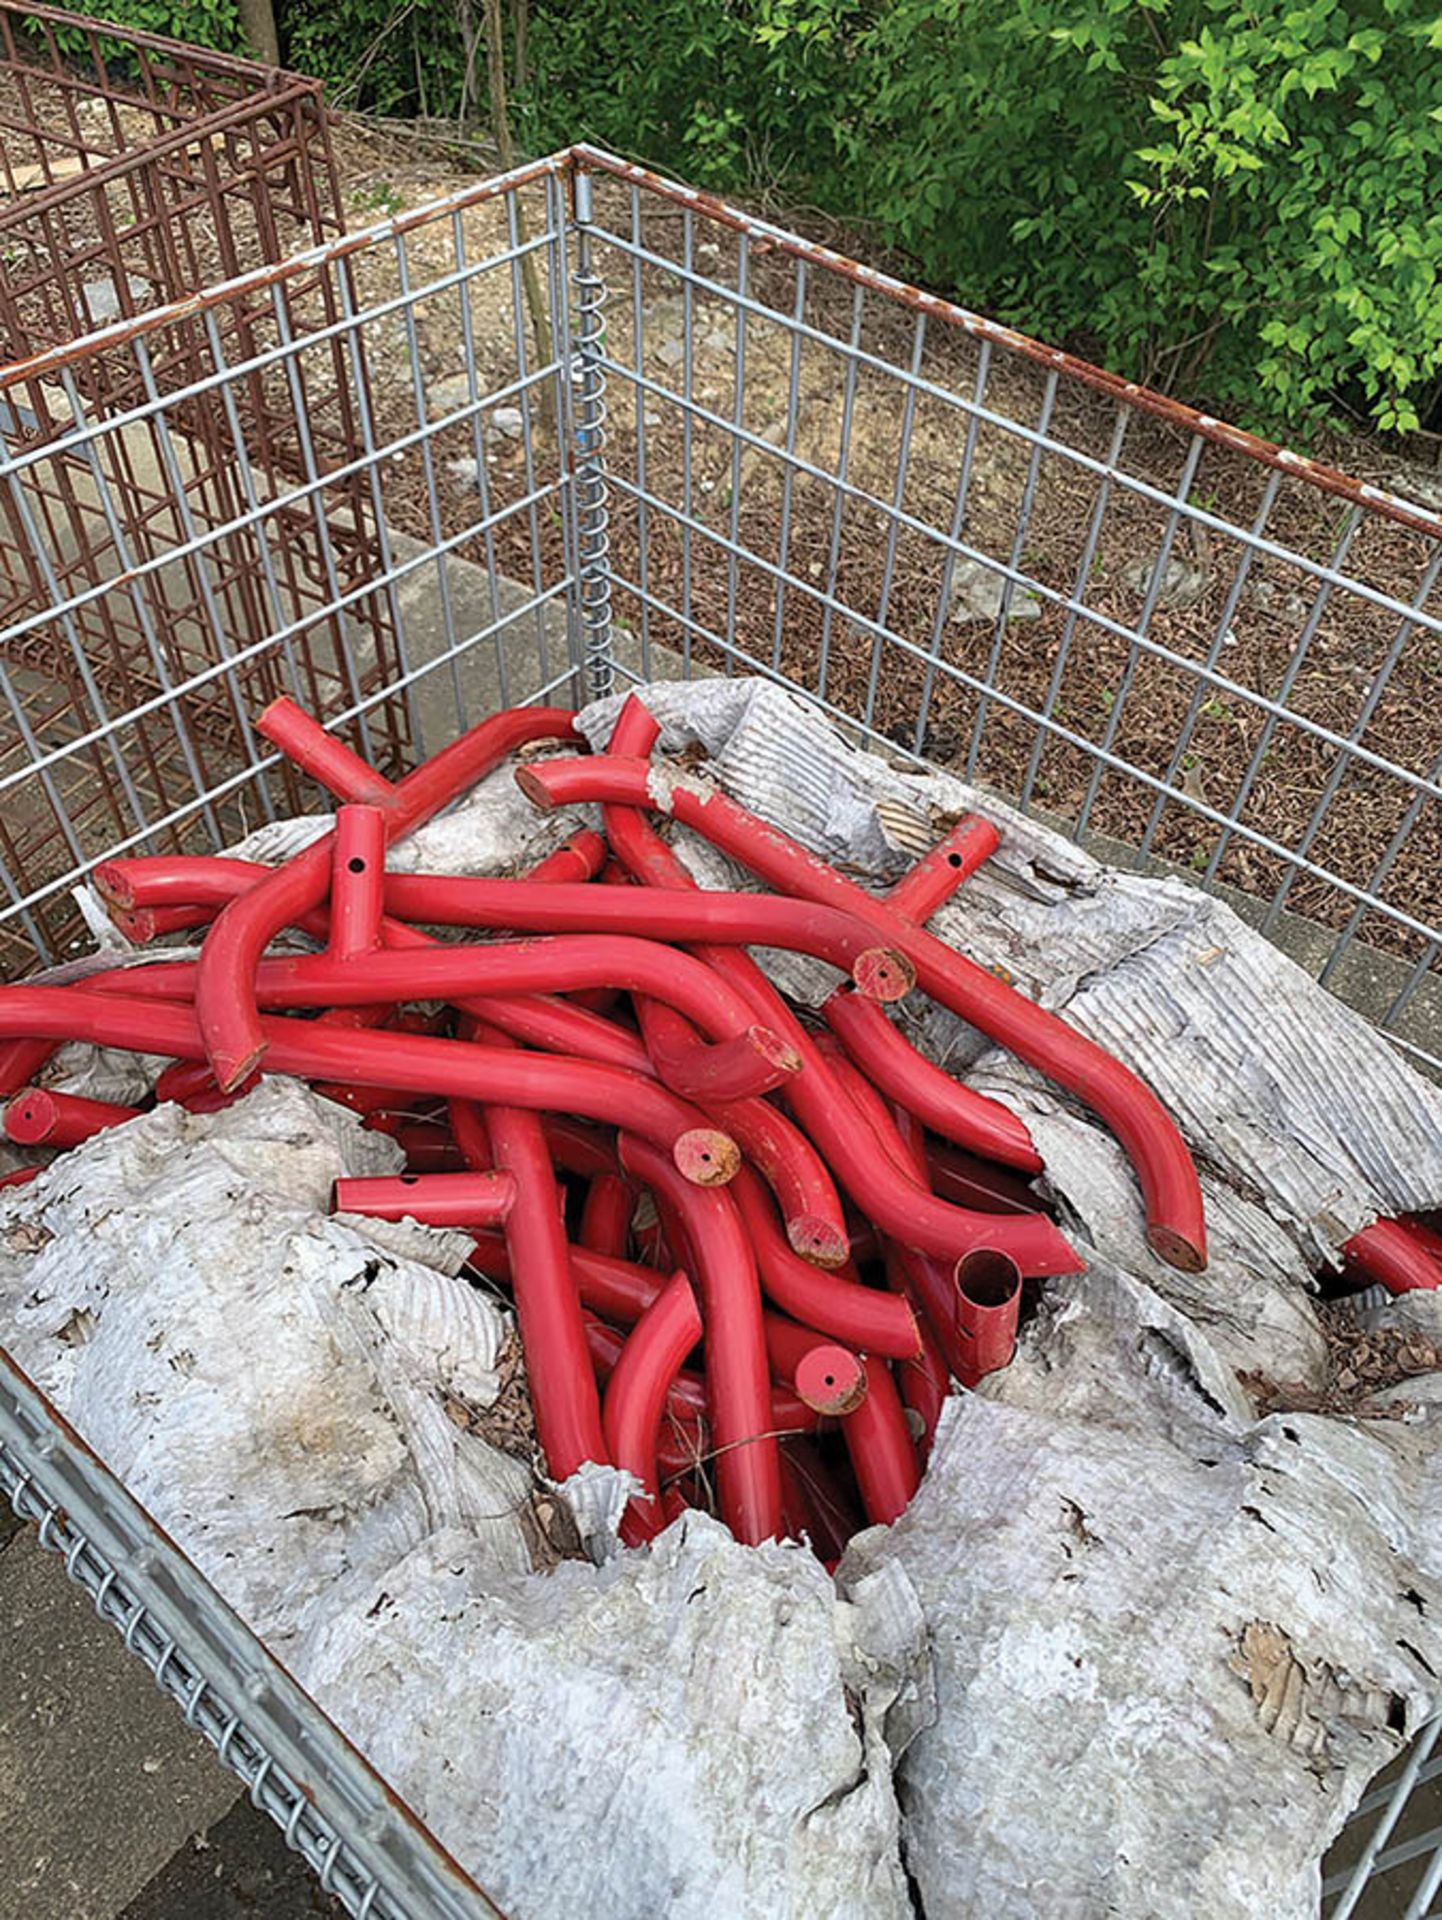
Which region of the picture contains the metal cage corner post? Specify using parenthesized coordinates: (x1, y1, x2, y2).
(1, 125, 1441, 1916)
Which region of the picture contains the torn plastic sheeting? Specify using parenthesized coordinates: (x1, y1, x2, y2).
(0, 1079, 912, 1915)
(841, 1259, 1442, 1920)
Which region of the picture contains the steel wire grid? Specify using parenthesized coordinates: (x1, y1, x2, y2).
(2, 138, 1442, 1911)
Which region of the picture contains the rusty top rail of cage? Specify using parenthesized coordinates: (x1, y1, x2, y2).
(0, 136, 1437, 552)
(2, 0, 326, 96)
(0, 75, 338, 237)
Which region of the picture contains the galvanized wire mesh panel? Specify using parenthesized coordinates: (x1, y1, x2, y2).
(4, 135, 1442, 1911)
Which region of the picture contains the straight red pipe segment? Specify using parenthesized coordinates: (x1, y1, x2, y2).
(886, 813, 1002, 923)
(194, 703, 579, 1091)
(327, 805, 387, 960)
(841, 1357, 922, 1526)
(333, 1170, 518, 1228)
(518, 747, 1207, 1272)
(3, 1087, 140, 1148)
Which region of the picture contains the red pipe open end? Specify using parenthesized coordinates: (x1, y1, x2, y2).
(1146, 1223, 1208, 1273)
(672, 1128, 740, 1187)
(92, 862, 137, 911)
(214, 1043, 267, 1096)
(794, 1344, 868, 1416)
(851, 947, 915, 1003)
(786, 1213, 851, 1269)
(955, 1247, 1022, 1310)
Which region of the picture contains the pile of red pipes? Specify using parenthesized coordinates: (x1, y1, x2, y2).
(0, 691, 1415, 1553)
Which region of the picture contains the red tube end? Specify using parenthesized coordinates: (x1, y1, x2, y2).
(3, 1089, 58, 1146)
(92, 862, 136, 911)
(673, 1128, 740, 1187)
(794, 1344, 867, 1416)
(514, 762, 559, 811)
(1147, 1224, 1207, 1273)
(786, 1213, 851, 1269)
(213, 1044, 267, 1096)
(749, 1026, 803, 1078)
(852, 947, 915, 1003)
(955, 1247, 1022, 1310)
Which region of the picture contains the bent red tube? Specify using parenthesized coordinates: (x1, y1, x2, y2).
(196, 704, 579, 1091)
(0, 1165, 41, 1192)
(1344, 1218, 1442, 1295)
(579, 1173, 633, 1259)
(0, 988, 737, 1183)
(842, 1357, 921, 1526)
(603, 1270, 704, 1545)
(333, 1170, 518, 1228)
(3, 1086, 141, 1148)
(887, 814, 1000, 923)
(581, 1310, 818, 1434)
(632, 996, 801, 1102)
(730, 1166, 920, 1359)
(521, 749, 1205, 1272)
(823, 984, 1041, 1174)
(617, 1131, 781, 1545)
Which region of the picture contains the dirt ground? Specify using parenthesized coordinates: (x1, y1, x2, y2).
(320, 119, 1442, 982)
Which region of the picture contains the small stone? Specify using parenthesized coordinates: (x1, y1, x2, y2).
(657, 338, 686, 369)
(946, 559, 1041, 624)
(1121, 553, 1211, 608)
(80, 273, 151, 324)
(490, 405, 525, 439)
(428, 373, 474, 415)
(447, 456, 481, 491)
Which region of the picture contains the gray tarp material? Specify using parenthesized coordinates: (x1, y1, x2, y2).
(4, 675, 1442, 1914)
(0, 1043, 906, 1916)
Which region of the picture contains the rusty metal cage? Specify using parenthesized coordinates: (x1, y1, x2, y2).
(0, 4, 405, 969)
(3, 134, 1442, 1913)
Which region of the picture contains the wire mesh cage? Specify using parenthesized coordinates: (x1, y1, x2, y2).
(2, 135, 1442, 1914)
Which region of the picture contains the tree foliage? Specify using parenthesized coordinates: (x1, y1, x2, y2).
(61, 0, 1442, 436)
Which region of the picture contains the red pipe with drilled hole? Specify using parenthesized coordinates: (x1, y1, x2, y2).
(328, 806, 387, 959)
(763, 1319, 867, 1416)
(333, 1170, 518, 1228)
(886, 813, 1001, 923)
(98, 858, 914, 1004)
(519, 747, 1206, 1272)
(823, 984, 1041, 1173)
(1343, 1219, 1442, 1294)
(603, 1270, 704, 1544)
(0, 990, 739, 1185)
(3, 1086, 141, 1148)
(616, 1131, 781, 1545)
(195, 703, 579, 1091)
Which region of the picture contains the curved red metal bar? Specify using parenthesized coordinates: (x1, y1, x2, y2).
(1343, 1218, 1442, 1294)
(841, 1358, 921, 1526)
(603, 1270, 704, 1545)
(519, 748, 1205, 1272)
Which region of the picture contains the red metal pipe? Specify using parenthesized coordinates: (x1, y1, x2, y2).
(0, 989, 739, 1183)
(448, 1099, 493, 1172)
(255, 698, 396, 807)
(923, 1135, 1043, 1216)
(1343, 1218, 1442, 1295)
(539, 1116, 617, 1182)
(632, 994, 802, 1102)
(579, 1173, 633, 1259)
(0, 1165, 41, 1192)
(520, 748, 1206, 1272)
(884, 1243, 950, 1457)
(110, 903, 215, 944)
(196, 704, 579, 1091)
(953, 1247, 1023, 1386)
(822, 984, 1042, 1173)
(3, 1086, 141, 1148)
(616, 1131, 781, 1545)
(328, 805, 387, 960)
(603, 1270, 704, 1545)
(333, 1170, 518, 1228)
(729, 1166, 920, 1360)
(392, 1129, 465, 1172)
(0, 1039, 60, 1099)
(762, 1312, 866, 1411)
(886, 814, 1001, 924)
(841, 1358, 921, 1526)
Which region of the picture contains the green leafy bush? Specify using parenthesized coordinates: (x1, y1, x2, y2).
(36, 0, 243, 57)
(517, 0, 1442, 437)
(183, 0, 1441, 436)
